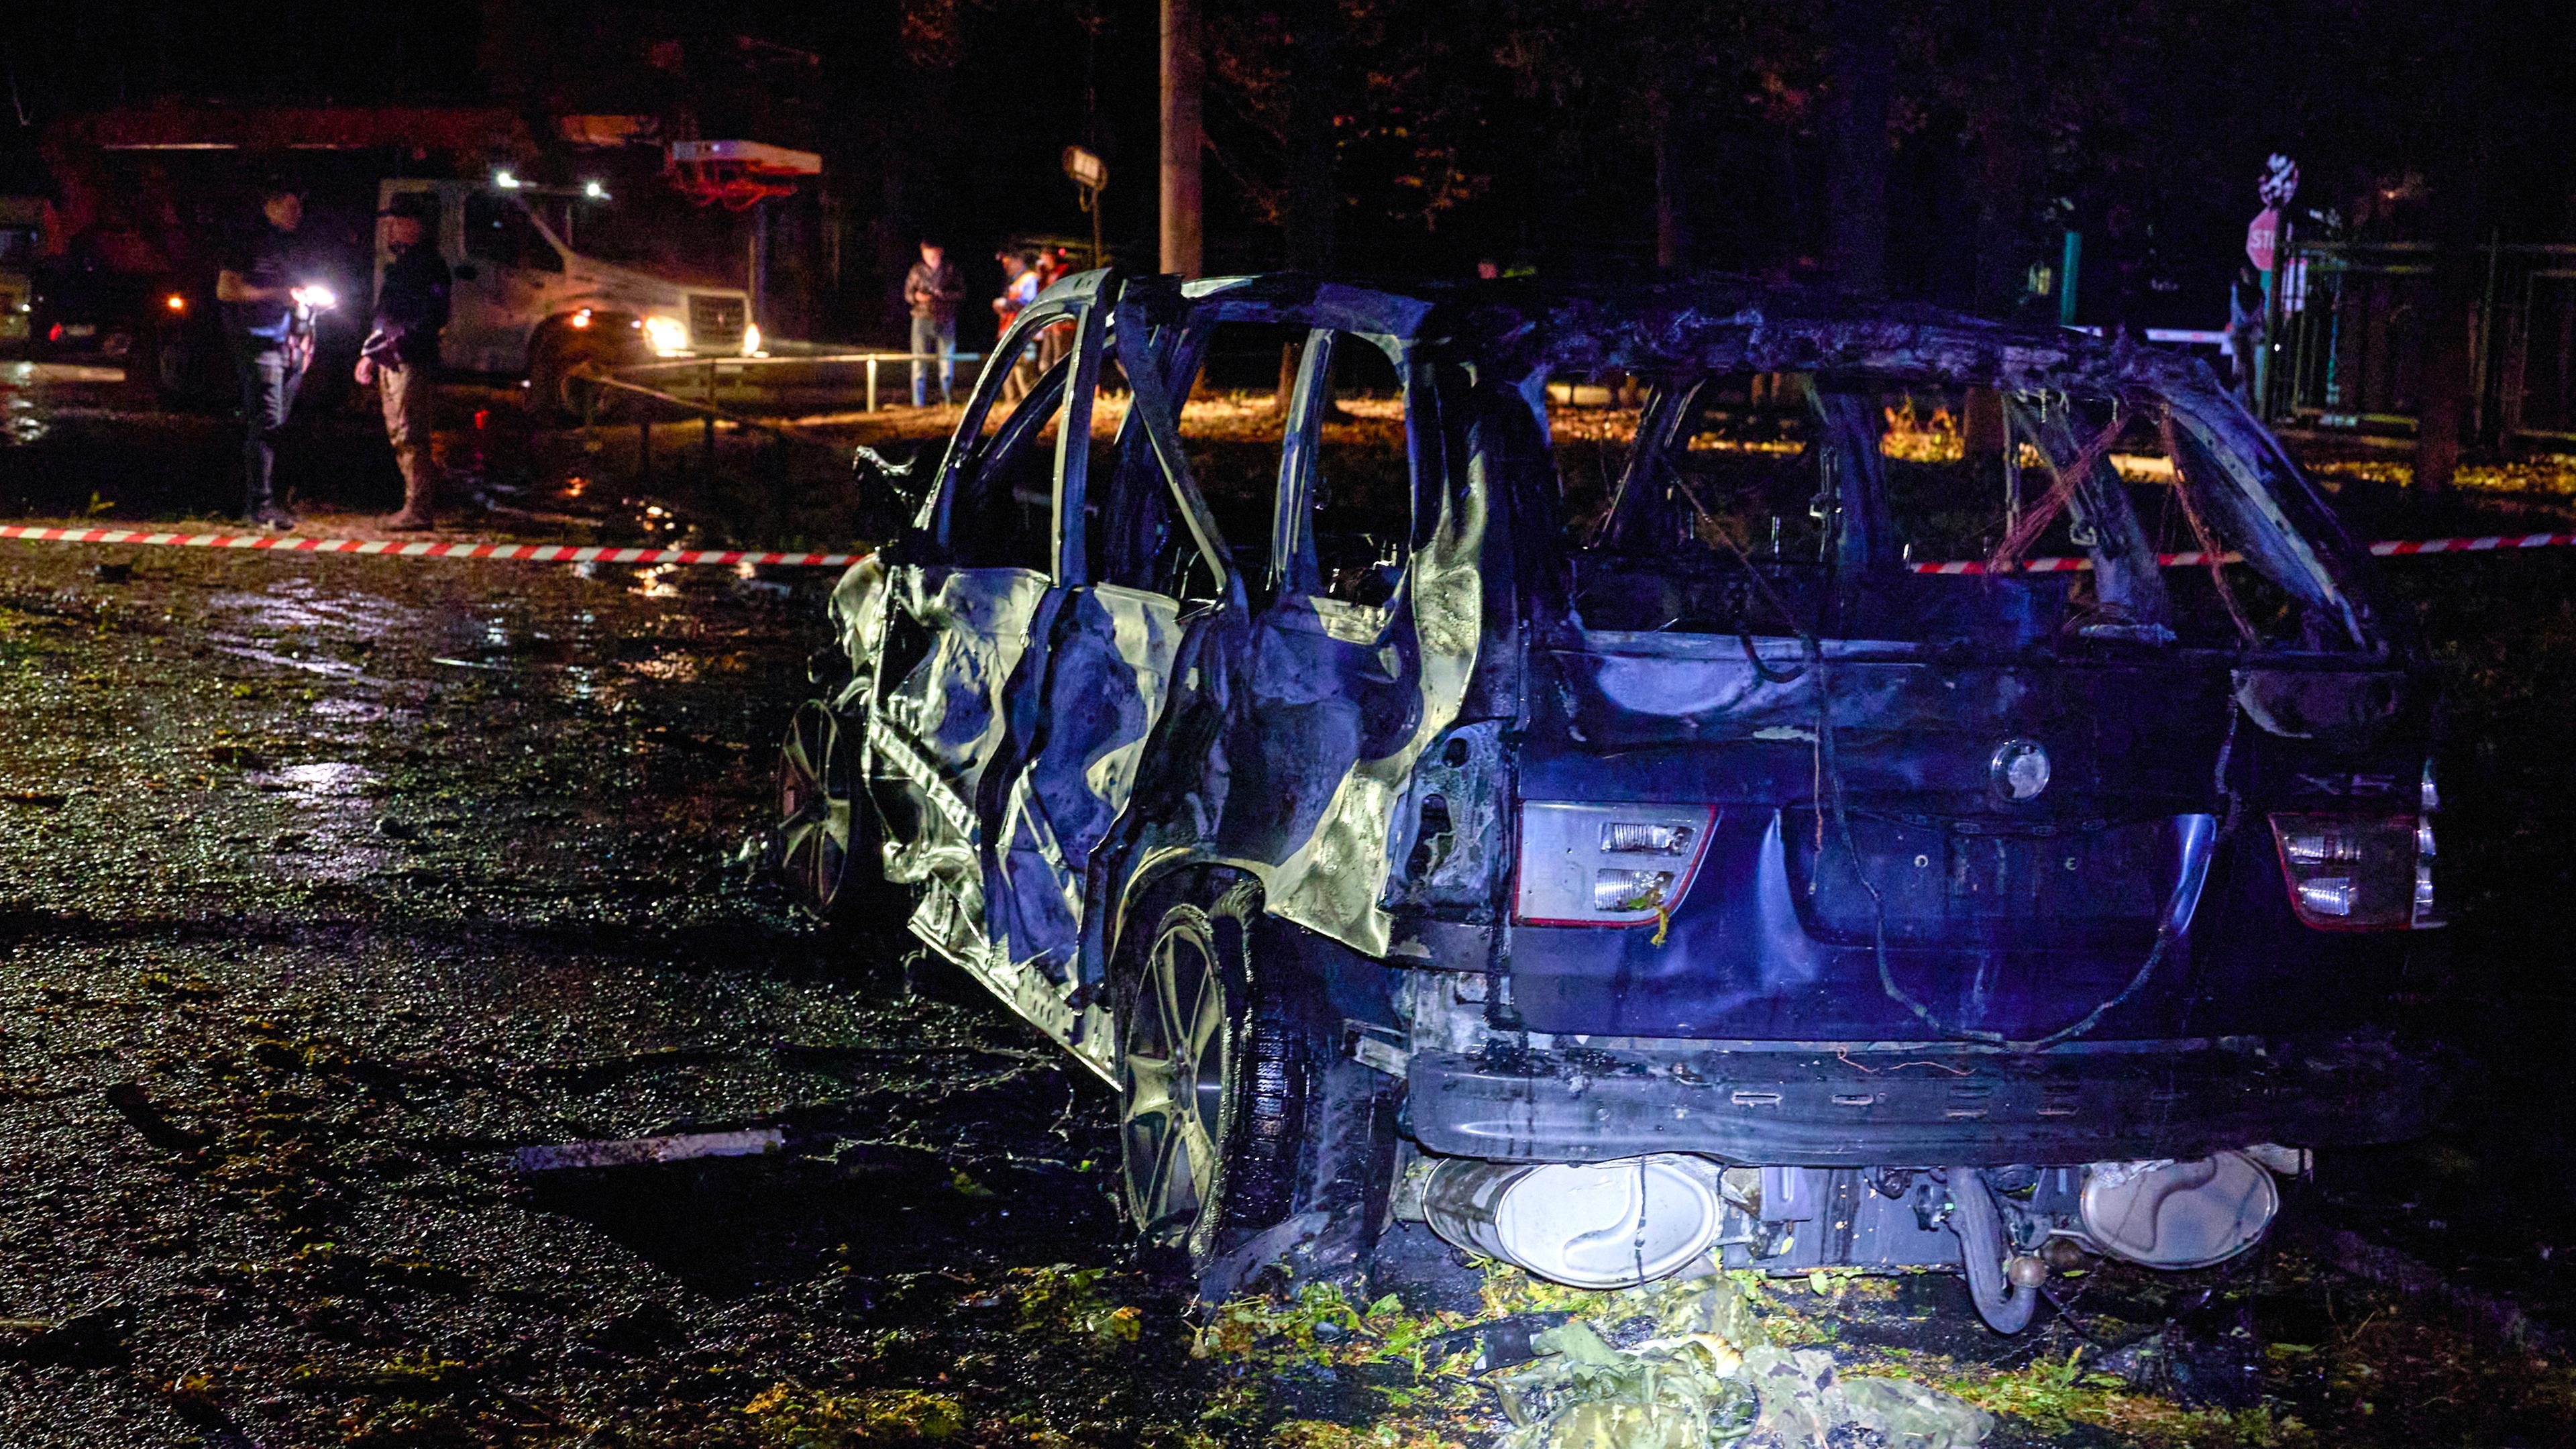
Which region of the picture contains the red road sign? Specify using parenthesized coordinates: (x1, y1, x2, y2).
(2246, 207, 2281, 273)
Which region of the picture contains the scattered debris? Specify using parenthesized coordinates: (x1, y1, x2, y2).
(513, 1127, 786, 1173)
(0, 1301, 132, 1367)
(741, 1383, 967, 1443)
(104, 1083, 211, 1155)
(2093, 1326, 2263, 1410)
(1489, 1270, 1992, 1449)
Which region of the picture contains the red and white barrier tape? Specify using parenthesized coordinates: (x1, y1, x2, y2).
(1909, 533, 2576, 575)
(0, 525, 858, 569)
(0, 521, 2570, 574)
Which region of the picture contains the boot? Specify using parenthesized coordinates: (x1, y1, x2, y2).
(383, 474, 436, 531)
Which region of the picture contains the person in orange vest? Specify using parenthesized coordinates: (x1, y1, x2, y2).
(994, 250, 1040, 403)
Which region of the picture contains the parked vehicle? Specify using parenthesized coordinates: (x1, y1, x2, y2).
(0, 198, 39, 350)
(374, 179, 757, 416)
(27, 107, 752, 409)
(779, 270, 2441, 1328)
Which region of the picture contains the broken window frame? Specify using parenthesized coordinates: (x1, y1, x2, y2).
(1572, 367, 2367, 656)
(1274, 327, 1419, 627)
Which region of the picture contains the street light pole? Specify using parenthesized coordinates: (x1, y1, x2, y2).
(1159, 0, 1203, 279)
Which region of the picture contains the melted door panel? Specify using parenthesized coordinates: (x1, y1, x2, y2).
(989, 584, 1187, 982)
(867, 566, 1054, 963)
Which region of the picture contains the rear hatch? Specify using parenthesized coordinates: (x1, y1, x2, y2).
(1509, 366, 2426, 1044)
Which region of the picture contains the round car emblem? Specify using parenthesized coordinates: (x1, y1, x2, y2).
(1990, 739, 2051, 803)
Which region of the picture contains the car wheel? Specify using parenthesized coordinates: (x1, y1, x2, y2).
(773, 700, 895, 923)
(529, 327, 626, 423)
(1114, 879, 1393, 1294)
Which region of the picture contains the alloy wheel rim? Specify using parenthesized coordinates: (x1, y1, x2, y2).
(775, 704, 851, 912)
(1120, 924, 1228, 1247)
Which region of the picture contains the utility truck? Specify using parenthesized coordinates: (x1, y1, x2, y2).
(28, 105, 753, 408)
(374, 178, 757, 416)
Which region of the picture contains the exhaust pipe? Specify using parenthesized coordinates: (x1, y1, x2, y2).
(1420, 1155, 1725, 1289)
(1949, 1167, 2042, 1334)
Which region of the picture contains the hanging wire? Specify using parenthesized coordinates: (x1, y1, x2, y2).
(1672, 421, 2221, 1055)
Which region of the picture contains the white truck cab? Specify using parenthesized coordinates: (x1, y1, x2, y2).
(374, 178, 754, 412)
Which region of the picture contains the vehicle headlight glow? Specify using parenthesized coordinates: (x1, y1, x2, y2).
(1515, 802, 1715, 926)
(643, 315, 690, 356)
(743, 323, 763, 356)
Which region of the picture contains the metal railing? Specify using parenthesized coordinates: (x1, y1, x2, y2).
(565, 349, 981, 491)
(2273, 241, 2576, 449)
(615, 350, 984, 414)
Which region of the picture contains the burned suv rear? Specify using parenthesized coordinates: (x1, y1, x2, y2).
(1392, 295, 2438, 1328)
(791, 274, 2436, 1330)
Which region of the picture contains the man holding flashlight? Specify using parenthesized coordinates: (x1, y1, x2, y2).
(217, 184, 333, 529)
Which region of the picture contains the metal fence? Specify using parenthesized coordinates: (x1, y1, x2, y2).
(2273, 241, 2576, 450)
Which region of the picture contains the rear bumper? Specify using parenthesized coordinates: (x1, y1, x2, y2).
(1404, 1034, 2438, 1167)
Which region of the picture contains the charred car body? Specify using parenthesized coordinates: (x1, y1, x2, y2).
(781, 270, 2440, 1330)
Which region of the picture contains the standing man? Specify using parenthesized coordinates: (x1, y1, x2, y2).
(356, 194, 451, 530)
(904, 239, 965, 408)
(2224, 264, 2267, 411)
(217, 184, 327, 530)
(993, 250, 1040, 404)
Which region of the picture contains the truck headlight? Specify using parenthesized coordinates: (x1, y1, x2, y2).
(643, 315, 690, 356)
(1515, 802, 1715, 926)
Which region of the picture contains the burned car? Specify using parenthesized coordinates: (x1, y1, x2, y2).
(777, 270, 2439, 1330)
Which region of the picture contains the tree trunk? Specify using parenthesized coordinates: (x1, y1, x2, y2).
(2413, 153, 2489, 496)
(1274, 0, 1340, 413)
(1282, 0, 1339, 274)
(1160, 0, 1205, 278)
(1654, 99, 1686, 272)
(2413, 276, 2474, 496)
(1966, 97, 2029, 318)
(2409, 0, 2510, 498)
(1822, 0, 1892, 294)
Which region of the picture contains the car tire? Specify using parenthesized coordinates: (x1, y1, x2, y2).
(773, 700, 903, 926)
(1114, 878, 1393, 1297)
(529, 326, 626, 423)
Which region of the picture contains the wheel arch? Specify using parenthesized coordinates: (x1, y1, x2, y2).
(1103, 853, 1274, 982)
(1102, 851, 1401, 1037)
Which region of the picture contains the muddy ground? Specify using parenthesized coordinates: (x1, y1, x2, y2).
(1, 362, 2575, 1446)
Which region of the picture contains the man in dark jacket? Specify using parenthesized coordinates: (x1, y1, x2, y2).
(217, 184, 325, 529)
(904, 239, 965, 407)
(356, 194, 452, 529)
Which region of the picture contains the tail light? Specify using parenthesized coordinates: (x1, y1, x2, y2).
(2269, 802, 2437, 932)
(2415, 762, 2443, 928)
(1515, 802, 1715, 926)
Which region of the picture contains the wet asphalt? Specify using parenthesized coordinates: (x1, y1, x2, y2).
(0, 363, 1192, 1447)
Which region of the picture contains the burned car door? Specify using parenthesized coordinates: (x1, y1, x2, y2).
(863, 281, 1102, 981)
(1230, 322, 1460, 957)
(971, 285, 1197, 1053)
(978, 283, 1292, 1068)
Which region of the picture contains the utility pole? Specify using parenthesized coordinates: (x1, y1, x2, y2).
(1160, 0, 1203, 278)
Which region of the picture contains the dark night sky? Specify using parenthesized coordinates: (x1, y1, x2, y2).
(7, 0, 2573, 338)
